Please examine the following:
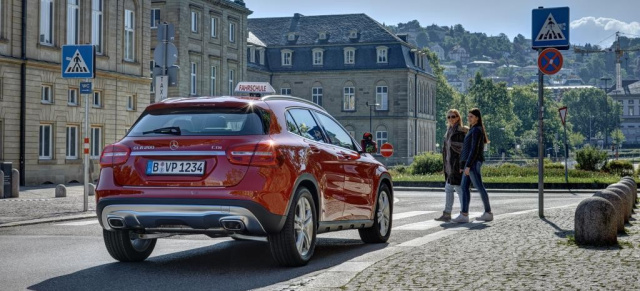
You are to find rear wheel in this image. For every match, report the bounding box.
[269,187,317,267]
[359,183,392,243]
[103,229,157,262]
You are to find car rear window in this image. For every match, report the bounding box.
[127,107,267,136]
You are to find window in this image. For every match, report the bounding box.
[228,69,234,94]
[190,62,197,95]
[281,50,292,66]
[90,127,102,159]
[124,9,135,61]
[249,46,256,63]
[288,109,323,141]
[66,125,78,159]
[67,0,79,44]
[376,131,388,153]
[39,124,53,159]
[0,119,3,160]
[68,88,78,105]
[629,107,635,116]
[92,0,104,54]
[376,86,388,110]
[258,49,265,65]
[349,30,358,39]
[319,32,326,40]
[377,46,388,63]
[629,100,634,105]
[40,0,54,45]
[281,88,291,95]
[127,95,136,111]
[41,85,52,103]
[210,66,216,95]
[312,87,323,106]
[344,48,355,64]
[343,87,355,111]
[316,113,354,150]
[150,60,156,92]
[312,48,323,65]
[151,8,160,28]
[229,22,235,42]
[210,17,217,38]
[93,91,102,107]
[190,11,198,33]
[285,112,300,135]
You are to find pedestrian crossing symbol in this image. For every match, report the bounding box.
[61,45,95,79]
[535,13,566,41]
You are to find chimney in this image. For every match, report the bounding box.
[234,0,245,7]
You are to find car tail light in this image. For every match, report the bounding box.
[227,141,277,166]
[100,144,131,167]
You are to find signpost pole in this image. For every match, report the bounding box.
[537,48,544,218]
[83,78,89,212]
[564,124,568,183]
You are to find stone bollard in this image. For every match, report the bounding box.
[12,168,19,198]
[88,183,96,196]
[620,177,637,209]
[0,169,3,198]
[55,184,67,198]
[608,183,633,221]
[594,189,625,233]
[574,197,617,246]
[606,185,631,223]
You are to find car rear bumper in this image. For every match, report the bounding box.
[97,198,286,236]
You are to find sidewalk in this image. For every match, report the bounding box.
[0,185,95,227]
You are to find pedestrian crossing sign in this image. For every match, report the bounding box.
[531,7,570,50]
[61,45,95,78]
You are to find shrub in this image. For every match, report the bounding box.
[523,158,564,169]
[575,145,608,171]
[410,152,443,175]
[391,164,408,174]
[602,160,634,177]
[499,162,520,169]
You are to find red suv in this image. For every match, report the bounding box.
[96,95,393,266]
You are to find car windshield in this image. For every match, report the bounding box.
[128,107,267,136]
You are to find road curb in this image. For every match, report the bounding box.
[393,186,598,194]
[0,212,96,228]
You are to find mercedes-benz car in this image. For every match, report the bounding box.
[96,95,393,266]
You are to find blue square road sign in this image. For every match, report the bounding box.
[532,7,570,50]
[62,45,95,79]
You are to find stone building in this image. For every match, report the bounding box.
[247,13,437,165]
[149,0,252,100]
[611,80,640,144]
[0,0,151,185]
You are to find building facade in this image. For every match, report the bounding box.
[0,0,151,185]
[612,80,640,144]
[247,14,437,165]
[149,0,251,101]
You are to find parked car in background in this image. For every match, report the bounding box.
[96,93,393,266]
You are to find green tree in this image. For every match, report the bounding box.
[562,88,621,146]
[610,128,625,147]
[425,48,462,143]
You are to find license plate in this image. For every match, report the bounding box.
[146,160,205,175]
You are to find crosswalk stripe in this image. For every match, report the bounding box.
[394,212,483,230]
[393,211,435,220]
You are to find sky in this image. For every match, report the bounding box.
[244,0,640,48]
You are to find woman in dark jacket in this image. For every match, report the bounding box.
[434,109,468,221]
[452,108,493,223]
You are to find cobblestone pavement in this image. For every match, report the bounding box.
[273,206,640,290]
[0,185,95,225]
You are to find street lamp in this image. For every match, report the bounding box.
[601,77,611,93]
[365,101,379,133]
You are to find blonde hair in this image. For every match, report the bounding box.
[446,109,463,129]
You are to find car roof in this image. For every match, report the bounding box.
[147,95,327,113]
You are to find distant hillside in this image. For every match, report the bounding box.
[385,20,640,86]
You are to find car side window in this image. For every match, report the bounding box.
[314,112,355,150]
[288,109,324,142]
[285,111,300,135]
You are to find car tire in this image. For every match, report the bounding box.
[268,187,317,267]
[359,183,392,243]
[103,229,157,262]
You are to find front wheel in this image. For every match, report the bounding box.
[269,187,317,267]
[103,229,157,262]
[359,183,392,243]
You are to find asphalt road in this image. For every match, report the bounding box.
[0,190,591,291]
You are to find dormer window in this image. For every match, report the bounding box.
[281,49,293,66]
[312,48,324,66]
[258,48,265,65]
[248,45,255,63]
[344,47,356,64]
[319,32,327,40]
[287,33,296,41]
[349,29,358,39]
[377,46,388,63]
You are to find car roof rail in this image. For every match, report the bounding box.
[261,95,326,111]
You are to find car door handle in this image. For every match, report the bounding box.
[309,144,321,153]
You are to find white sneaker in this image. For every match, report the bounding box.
[476,212,494,222]
[451,214,469,223]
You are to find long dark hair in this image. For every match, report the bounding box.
[469,108,489,144]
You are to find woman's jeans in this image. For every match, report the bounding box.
[460,161,492,213]
[444,182,462,214]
